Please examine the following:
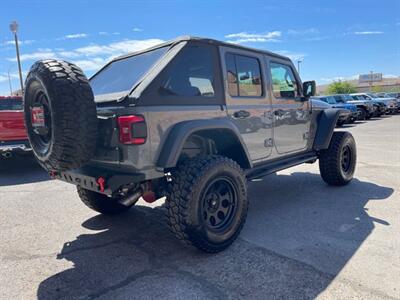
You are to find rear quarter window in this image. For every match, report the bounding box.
[139,43,223,105]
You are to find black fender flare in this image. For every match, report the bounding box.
[156,119,252,169]
[313,108,341,151]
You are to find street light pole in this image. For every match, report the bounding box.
[7,67,13,95]
[10,21,24,94]
[297,59,303,76]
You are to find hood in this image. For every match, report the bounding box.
[375,98,395,105]
[332,103,357,112]
[346,99,366,105]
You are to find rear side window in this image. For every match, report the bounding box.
[0,99,23,111]
[270,62,298,98]
[225,53,262,97]
[158,45,215,97]
[90,46,168,97]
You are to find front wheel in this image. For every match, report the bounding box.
[166,155,248,253]
[357,108,367,120]
[319,132,356,186]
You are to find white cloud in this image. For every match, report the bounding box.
[98,31,120,36]
[225,31,281,44]
[353,31,383,35]
[0,72,19,83]
[58,51,81,58]
[71,58,107,71]
[287,28,319,35]
[3,39,34,46]
[6,38,165,75]
[304,36,330,42]
[7,50,57,62]
[276,50,306,62]
[132,27,143,32]
[60,33,88,40]
[73,39,164,57]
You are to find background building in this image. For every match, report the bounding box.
[317,75,400,94]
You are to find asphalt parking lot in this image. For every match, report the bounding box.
[1,115,399,300]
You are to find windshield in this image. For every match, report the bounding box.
[320,96,336,104]
[342,94,353,101]
[366,93,377,99]
[90,46,168,98]
[333,95,345,103]
[0,98,23,111]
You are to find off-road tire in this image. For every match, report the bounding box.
[319,131,356,186]
[24,60,97,172]
[77,187,134,215]
[166,155,248,253]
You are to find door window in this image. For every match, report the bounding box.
[270,62,299,98]
[225,53,262,97]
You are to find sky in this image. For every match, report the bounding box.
[0,0,399,95]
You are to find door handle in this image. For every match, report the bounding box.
[233,110,250,119]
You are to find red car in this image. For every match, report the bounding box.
[0,96,31,158]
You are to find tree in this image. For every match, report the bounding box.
[371,85,383,93]
[326,81,356,94]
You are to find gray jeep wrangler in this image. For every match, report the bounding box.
[24,36,357,253]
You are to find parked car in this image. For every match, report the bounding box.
[375,92,400,112]
[331,94,375,120]
[350,94,387,116]
[0,96,31,158]
[311,98,352,126]
[385,92,400,99]
[313,95,358,123]
[23,36,357,253]
[351,93,397,114]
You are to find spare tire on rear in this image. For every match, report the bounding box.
[24,60,97,172]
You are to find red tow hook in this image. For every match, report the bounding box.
[96,177,106,193]
[142,191,156,203]
[142,181,156,203]
[49,170,57,179]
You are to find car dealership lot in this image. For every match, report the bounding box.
[1,115,399,300]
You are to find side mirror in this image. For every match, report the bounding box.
[303,81,316,98]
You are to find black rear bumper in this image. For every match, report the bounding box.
[53,167,146,196]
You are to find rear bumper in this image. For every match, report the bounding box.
[0,140,31,153]
[53,167,146,196]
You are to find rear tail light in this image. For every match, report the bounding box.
[117,115,147,145]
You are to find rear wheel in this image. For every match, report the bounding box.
[166,155,248,253]
[319,132,356,186]
[77,187,136,215]
[24,60,97,172]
